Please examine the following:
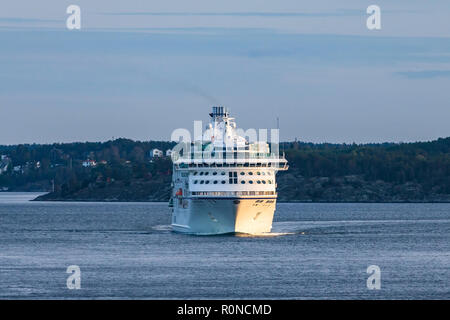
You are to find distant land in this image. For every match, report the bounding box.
[0,137,449,202]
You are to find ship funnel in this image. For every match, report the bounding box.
[210,106,229,118]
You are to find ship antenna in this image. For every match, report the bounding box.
[277,116,283,155]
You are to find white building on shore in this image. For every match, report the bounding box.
[150,148,163,158]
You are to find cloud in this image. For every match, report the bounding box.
[396,70,450,79]
[0,17,60,24]
[98,11,361,18]
[87,27,277,35]
[1,29,450,66]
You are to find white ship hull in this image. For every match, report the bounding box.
[172,198,277,235]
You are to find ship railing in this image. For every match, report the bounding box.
[190,191,277,197]
[172,155,287,163]
[171,151,285,160]
[174,161,288,170]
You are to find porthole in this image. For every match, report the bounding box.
[262,180,266,184]
[213,172,217,175]
[257,180,261,184]
[241,180,245,184]
[249,180,253,184]
[194,180,198,184]
[262,172,266,175]
[204,172,209,176]
[248,172,253,176]
[240,172,245,175]
[205,180,210,184]
[199,172,204,176]
[221,180,226,184]
[221,172,225,175]
[213,181,218,184]
[193,172,198,176]
[268,180,273,184]
[200,180,204,184]
[257,172,261,175]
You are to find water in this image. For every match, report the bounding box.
[0,192,449,299]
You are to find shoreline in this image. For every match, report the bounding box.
[30,198,450,204]
[2,192,449,204]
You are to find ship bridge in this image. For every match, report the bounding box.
[172,106,288,171]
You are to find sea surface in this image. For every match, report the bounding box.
[0,192,449,299]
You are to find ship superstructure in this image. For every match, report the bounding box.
[170,107,288,234]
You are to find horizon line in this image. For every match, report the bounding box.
[0,136,448,148]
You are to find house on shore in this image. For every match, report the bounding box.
[82,159,97,167]
[150,148,163,158]
[0,156,10,174]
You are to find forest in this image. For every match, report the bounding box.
[0,137,449,202]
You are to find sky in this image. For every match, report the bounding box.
[1,0,450,144]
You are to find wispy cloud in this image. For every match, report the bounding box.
[98,8,418,18]
[98,11,361,18]
[1,29,449,66]
[87,27,277,35]
[396,70,450,79]
[0,17,60,23]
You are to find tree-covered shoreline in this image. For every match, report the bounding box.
[0,137,449,202]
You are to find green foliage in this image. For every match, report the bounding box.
[283,137,450,194]
[0,137,449,198]
[0,139,175,193]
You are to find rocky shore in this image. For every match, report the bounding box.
[33,174,450,203]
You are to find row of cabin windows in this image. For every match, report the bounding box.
[191,191,275,196]
[241,180,272,184]
[179,162,282,168]
[192,171,272,176]
[193,180,273,185]
[194,180,226,185]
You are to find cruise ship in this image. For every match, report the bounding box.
[170,107,288,235]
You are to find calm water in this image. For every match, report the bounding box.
[0,192,449,299]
